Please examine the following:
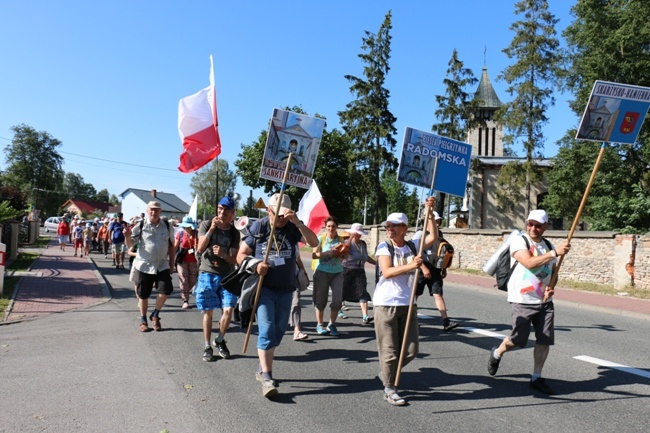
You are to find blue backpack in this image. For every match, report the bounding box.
[112,224,125,243]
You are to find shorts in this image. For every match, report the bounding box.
[58,235,68,244]
[194,272,238,311]
[73,238,83,248]
[134,269,174,299]
[112,242,126,254]
[508,302,555,347]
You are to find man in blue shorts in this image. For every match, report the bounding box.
[195,196,240,362]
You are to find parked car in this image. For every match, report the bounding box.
[43,217,61,233]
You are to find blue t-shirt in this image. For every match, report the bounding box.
[243,217,302,293]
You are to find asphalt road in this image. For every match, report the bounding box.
[1,248,649,432]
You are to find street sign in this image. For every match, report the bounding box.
[254,198,266,209]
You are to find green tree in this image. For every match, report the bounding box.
[548,0,650,231]
[339,11,398,224]
[190,158,236,219]
[3,124,64,215]
[431,49,480,216]
[381,170,419,225]
[63,172,97,200]
[0,185,28,215]
[95,188,110,203]
[496,0,563,215]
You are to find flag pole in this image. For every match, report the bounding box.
[547,142,607,293]
[242,152,294,353]
[395,157,438,387]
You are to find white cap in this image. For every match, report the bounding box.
[383,212,408,226]
[269,193,292,215]
[346,223,368,236]
[432,211,442,220]
[527,209,548,224]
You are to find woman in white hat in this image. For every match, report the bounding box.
[175,215,199,309]
[342,223,376,324]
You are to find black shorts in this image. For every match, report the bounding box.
[508,302,555,347]
[416,263,443,297]
[135,269,174,299]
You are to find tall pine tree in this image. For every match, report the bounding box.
[496,0,563,215]
[338,11,398,224]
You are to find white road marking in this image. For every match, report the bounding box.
[573,355,650,379]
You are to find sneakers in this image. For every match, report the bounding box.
[139,321,150,332]
[530,377,555,395]
[487,347,501,376]
[362,315,374,325]
[256,372,279,398]
[316,324,329,335]
[214,339,231,359]
[202,346,215,362]
[150,316,162,331]
[182,301,190,309]
[337,310,348,319]
[326,323,340,336]
[443,319,459,332]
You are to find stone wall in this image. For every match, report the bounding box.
[348,225,649,291]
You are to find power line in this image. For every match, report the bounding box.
[60,150,177,172]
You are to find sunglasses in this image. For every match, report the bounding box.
[527,222,544,229]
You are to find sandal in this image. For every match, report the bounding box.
[293,332,309,341]
[384,390,406,406]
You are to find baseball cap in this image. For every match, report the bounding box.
[147,201,161,209]
[383,212,408,226]
[269,193,292,216]
[218,196,235,210]
[526,209,548,224]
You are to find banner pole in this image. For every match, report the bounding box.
[242,152,294,353]
[548,142,607,291]
[395,157,438,387]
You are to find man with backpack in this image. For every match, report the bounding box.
[124,201,176,332]
[487,209,571,395]
[416,211,459,331]
[109,212,127,269]
[195,196,241,362]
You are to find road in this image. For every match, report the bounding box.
[1,243,649,432]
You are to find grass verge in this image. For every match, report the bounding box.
[1,243,43,315]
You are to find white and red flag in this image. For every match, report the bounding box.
[178,55,221,173]
[297,180,329,235]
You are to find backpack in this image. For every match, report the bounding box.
[375,239,418,283]
[495,235,552,291]
[432,239,454,270]
[112,224,125,243]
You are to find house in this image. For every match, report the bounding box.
[119,188,189,222]
[61,199,112,217]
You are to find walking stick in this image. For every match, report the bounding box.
[242,153,293,353]
[395,159,438,387]
[547,142,607,296]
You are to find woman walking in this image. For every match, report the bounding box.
[342,223,376,325]
[175,216,199,309]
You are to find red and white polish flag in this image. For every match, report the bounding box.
[297,180,330,235]
[178,55,221,173]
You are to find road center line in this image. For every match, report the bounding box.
[573,355,650,379]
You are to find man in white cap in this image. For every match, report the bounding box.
[237,192,319,398]
[125,200,176,332]
[487,209,571,395]
[416,211,459,331]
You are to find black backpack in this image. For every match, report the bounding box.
[495,235,552,291]
[375,239,418,283]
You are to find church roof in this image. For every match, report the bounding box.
[474,66,503,109]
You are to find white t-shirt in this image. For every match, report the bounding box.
[374,239,421,306]
[507,234,555,304]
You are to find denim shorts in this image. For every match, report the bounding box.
[195,272,238,311]
[256,287,293,351]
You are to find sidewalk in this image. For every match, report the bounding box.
[2,242,109,323]
[3,246,649,323]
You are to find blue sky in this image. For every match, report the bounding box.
[0,1,577,206]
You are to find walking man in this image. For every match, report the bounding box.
[195,196,240,361]
[125,201,176,332]
[237,193,319,398]
[487,209,571,395]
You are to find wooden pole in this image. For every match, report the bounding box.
[548,142,607,290]
[395,157,438,387]
[242,153,294,353]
